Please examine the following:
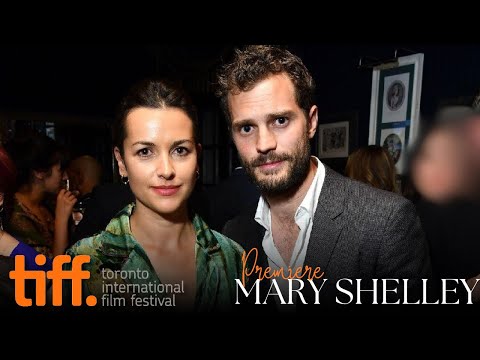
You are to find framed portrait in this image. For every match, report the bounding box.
[316,112,358,174]
[318,120,350,158]
[318,112,358,160]
[368,53,424,174]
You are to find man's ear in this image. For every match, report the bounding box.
[308,105,318,139]
[114,147,127,177]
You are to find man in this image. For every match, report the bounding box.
[216,45,431,312]
[66,155,103,240]
[67,155,103,200]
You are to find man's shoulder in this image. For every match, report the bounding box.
[324,166,410,210]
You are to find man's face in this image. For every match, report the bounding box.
[228,73,317,195]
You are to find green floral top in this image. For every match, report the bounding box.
[64,203,246,312]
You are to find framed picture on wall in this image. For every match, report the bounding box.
[318,121,349,158]
[318,111,359,159]
[368,53,424,174]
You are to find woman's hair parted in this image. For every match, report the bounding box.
[113,79,199,155]
[345,145,398,192]
[215,45,316,125]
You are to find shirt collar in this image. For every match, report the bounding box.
[296,156,323,219]
[254,156,325,229]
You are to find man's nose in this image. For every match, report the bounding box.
[256,127,277,154]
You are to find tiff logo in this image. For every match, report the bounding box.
[9,254,97,307]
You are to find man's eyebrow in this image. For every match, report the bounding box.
[266,110,296,120]
[232,111,296,128]
[232,119,252,128]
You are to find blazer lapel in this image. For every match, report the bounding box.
[304,166,346,276]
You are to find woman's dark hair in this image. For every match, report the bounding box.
[4,132,63,190]
[0,146,16,194]
[0,146,17,229]
[113,79,199,155]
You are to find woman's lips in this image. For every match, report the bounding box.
[151,185,181,196]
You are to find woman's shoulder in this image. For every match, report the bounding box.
[66,232,106,257]
[210,229,245,256]
[67,229,128,255]
[68,205,135,258]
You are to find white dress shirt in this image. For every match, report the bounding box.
[254,156,325,310]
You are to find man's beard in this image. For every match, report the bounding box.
[241,136,311,196]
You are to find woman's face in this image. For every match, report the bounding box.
[43,162,64,194]
[115,107,199,218]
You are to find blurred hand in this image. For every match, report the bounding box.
[55,189,77,223]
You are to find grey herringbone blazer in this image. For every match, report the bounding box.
[223,166,431,308]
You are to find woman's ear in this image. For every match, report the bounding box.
[114,147,127,177]
[32,170,46,181]
[196,143,202,158]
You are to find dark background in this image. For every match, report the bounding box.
[1,44,478,184]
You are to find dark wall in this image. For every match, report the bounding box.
[288,44,480,173]
[293,44,480,143]
[2,44,480,179]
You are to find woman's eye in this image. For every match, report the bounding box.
[173,147,189,156]
[137,148,151,157]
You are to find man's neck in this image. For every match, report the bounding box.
[266,159,317,220]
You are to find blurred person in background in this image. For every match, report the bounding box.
[1,145,52,306]
[345,145,398,193]
[410,106,480,303]
[5,132,77,258]
[411,113,475,204]
[0,145,18,306]
[66,155,103,235]
[66,155,102,200]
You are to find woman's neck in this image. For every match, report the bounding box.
[130,202,194,251]
[16,184,45,207]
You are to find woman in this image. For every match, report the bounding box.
[5,133,77,258]
[0,145,54,272]
[1,145,55,306]
[65,79,245,312]
[345,145,398,193]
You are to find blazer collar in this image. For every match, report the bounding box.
[304,166,346,275]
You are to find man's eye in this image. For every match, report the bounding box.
[240,125,252,134]
[274,117,288,126]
